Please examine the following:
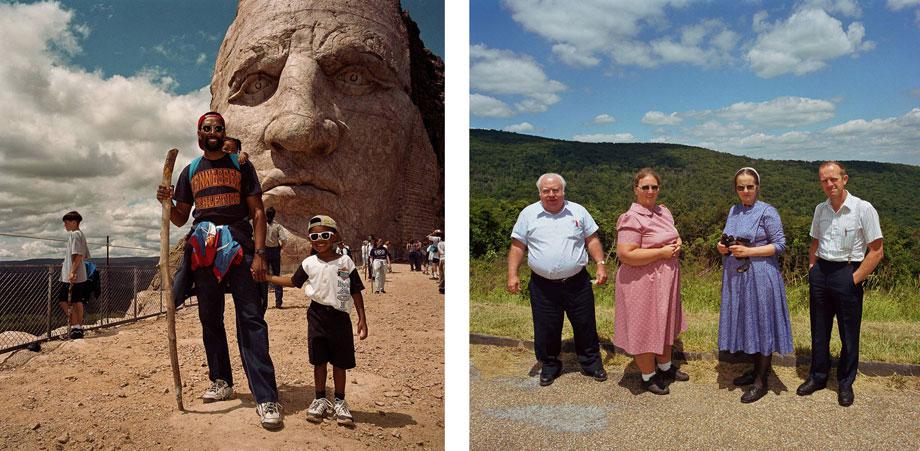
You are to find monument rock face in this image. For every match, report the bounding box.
[210,0,443,267]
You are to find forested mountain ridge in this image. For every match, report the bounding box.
[470,129,919,286]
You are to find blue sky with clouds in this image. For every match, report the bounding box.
[0,0,442,260]
[470,0,920,165]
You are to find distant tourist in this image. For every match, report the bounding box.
[717,168,793,403]
[507,173,607,386]
[369,239,391,294]
[613,168,687,395]
[59,211,91,340]
[797,161,884,407]
[267,215,367,426]
[437,235,445,294]
[264,206,286,309]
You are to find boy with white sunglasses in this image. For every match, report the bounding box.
[267,215,368,426]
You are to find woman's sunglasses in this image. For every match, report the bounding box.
[308,231,334,241]
[638,184,659,192]
[736,184,757,192]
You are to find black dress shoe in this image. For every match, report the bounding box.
[838,389,854,407]
[640,374,670,395]
[581,367,608,382]
[733,369,756,386]
[658,365,689,383]
[796,379,827,396]
[740,385,769,403]
[539,367,562,386]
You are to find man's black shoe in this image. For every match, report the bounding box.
[796,379,827,396]
[581,367,607,382]
[733,369,756,386]
[838,389,854,407]
[539,367,562,386]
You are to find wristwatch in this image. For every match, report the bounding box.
[255,248,266,255]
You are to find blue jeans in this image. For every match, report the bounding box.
[195,254,278,403]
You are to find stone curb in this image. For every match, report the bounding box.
[470,333,920,377]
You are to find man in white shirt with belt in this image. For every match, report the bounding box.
[507,173,608,386]
[797,161,883,407]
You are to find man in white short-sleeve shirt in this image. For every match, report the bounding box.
[797,161,884,407]
[507,173,608,386]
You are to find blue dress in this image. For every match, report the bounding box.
[717,201,793,355]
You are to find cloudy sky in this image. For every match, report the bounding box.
[0,0,442,261]
[471,0,920,166]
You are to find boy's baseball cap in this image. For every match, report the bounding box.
[308,215,337,232]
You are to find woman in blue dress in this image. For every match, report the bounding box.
[717,167,793,403]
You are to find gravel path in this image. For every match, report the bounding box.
[0,263,444,450]
[470,344,920,450]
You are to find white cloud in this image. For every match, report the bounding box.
[746,8,874,78]
[0,1,208,259]
[592,114,616,125]
[470,93,514,117]
[887,0,920,10]
[470,44,566,115]
[503,122,535,133]
[572,133,637,143]
[716,96,836,127]
[802,0,862,17]
[642,111,683,125]
[502,0,739,70]
[195,52,207,65]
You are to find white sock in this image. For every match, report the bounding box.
[641,372,655,382]
[657,361,672,371]
[72,325,83,330]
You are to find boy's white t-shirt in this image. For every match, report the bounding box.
[296,254,362,313]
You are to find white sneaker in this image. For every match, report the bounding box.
[201,379,233,402]
[334,398,354,426]
[306,397,332,423]
[257,402,283,429]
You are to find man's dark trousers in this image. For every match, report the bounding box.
[195,254,278,403]
[265,246,282,307]
[808,258,864,389]
[528,268,602,375]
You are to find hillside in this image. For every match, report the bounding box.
[470,129,920,285]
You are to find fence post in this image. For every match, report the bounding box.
[133,267,138,319]
[46,265,53,340]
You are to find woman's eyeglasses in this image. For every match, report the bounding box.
[638,185,659,192]
[308,231,334,241]
[200,125,225,133]
[736,185,757,192]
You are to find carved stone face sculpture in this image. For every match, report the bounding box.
[210,0,440,263]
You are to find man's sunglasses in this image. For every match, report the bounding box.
[638,184,659,192]
[736,184,757,192]
[308,231,334,241]
[200,125,225,133]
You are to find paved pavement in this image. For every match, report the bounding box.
[470,344,920,450]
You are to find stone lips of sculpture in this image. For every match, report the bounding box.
[209,0,442,267]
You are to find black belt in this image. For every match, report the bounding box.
[817,258,861,268]
[532,268,587,284]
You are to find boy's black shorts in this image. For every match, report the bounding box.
[57,280,91,304]
[307,301,356,369]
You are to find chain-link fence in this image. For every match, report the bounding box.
[0,264,195,354]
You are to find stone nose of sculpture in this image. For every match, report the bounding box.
[264,57,341,156]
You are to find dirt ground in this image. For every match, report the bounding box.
[0,263,444,450]
[470,344,920,450]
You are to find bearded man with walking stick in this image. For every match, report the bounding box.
[156,112,282,429]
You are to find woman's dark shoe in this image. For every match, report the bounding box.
[658,365,689,383]
[641,374,670,395]
[733,369,756,386]
[740,384,769,403]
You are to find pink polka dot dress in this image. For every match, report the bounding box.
[613,203,687,355]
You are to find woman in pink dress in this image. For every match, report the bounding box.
[614,168,688,395]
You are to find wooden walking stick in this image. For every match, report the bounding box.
[159,148,183,411]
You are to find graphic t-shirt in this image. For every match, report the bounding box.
[173,154,261,227]
[291,255,364,313]
[370,246,389,261]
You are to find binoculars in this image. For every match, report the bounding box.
[720,234,752,273]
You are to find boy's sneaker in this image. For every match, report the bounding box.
[256,402,283,429]
[201,379,233,402]
[333,398,354,426]
[69,329,84,340]
[306,398,332,423]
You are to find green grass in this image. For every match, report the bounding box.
[471,258,920,364]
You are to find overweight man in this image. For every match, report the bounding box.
[797,161,884,407]
[507,173,608,386]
